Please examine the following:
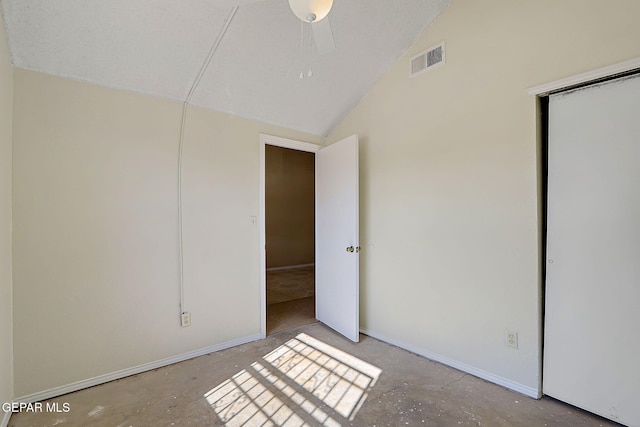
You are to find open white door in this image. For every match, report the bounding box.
[316,135,359,342]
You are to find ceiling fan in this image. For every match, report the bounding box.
[288,0,336,55]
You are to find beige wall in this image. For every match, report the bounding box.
[11,69,322,397]
[328,0,640,394]
[265,145,315,269]
[0,7,14,419]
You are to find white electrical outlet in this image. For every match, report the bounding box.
[505,330,518,349]
[181,312,191,328]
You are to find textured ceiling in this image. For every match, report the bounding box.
[0,0,450,136]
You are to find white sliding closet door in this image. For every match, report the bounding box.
[544,74,640,426]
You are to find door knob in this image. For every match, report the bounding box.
[346,246,354,252]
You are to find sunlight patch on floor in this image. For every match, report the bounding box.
[204,333,382,426]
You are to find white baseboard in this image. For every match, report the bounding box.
[1,411,11,427]
[266,263,314,272]
[360,328,541,399]
[15,333,262,404]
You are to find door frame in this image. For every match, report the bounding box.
[259,134,321,338]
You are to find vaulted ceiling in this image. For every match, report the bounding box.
[0,0,450,136]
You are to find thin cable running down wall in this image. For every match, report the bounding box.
[177,6,239,320]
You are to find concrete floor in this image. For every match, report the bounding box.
[267,296,316,335]
[9,323,619,427]
[266,267,317,335]
[266,267,314,305]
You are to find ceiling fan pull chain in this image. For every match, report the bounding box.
[299,20,305,78]
[298,20,314,79]
[307,22,313,77]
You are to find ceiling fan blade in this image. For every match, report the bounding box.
[312,18,335,55]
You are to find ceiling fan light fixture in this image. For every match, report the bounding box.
[288,0,333,23]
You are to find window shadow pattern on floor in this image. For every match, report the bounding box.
[204,333,382,426]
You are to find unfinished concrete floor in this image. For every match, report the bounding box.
[267,296,316,335]
[266,267,317,335]
[9,323,618,427]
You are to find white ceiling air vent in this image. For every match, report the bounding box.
[410,41,445,78]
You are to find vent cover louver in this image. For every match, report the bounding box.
[410,41,445,78]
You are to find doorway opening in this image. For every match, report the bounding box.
[265,144,316,334]
[259,135,322,337]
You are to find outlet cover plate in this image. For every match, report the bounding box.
[505,330,518,349]
[181,312,191,328]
